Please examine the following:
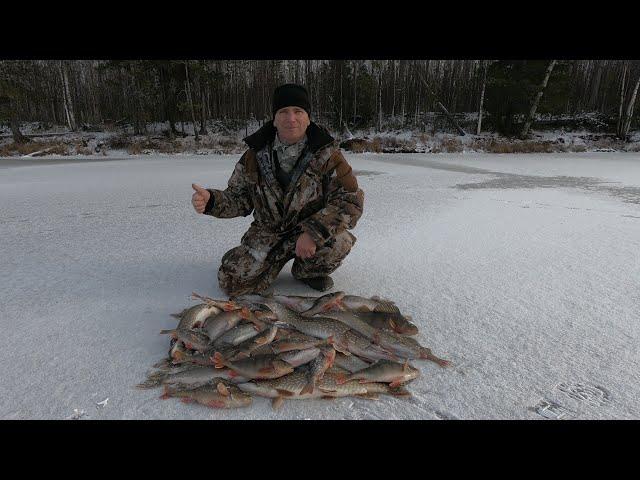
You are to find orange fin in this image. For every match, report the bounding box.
[212,352,226,369]
[272,397,285,410]
[216,382,230,396]
[389,379,403,388]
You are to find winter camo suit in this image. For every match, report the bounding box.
[204,122,364,297]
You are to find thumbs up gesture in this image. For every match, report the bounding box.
[191,183,211,214]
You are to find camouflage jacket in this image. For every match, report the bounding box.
[204,121,364,247]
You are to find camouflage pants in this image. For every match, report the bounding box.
[218,226,356,297]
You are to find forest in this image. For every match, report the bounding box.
[1,60,639,144]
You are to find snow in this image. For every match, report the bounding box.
[1,152,639,419]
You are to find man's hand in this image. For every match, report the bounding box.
[296,232,317,259]
[191,183,211,214]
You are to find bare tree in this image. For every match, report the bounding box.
[521,60,557,138]
[418,72,466,136]
[622,72,640,140]
[476,60,488,135]
[616,61,628,138]
[59,61,77,131]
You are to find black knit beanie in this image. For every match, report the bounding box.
[272,84,311,118]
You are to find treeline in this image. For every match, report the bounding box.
[1,60,639,140]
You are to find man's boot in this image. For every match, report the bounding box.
[299,275,334,292]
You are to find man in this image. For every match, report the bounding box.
[191,83,364,298]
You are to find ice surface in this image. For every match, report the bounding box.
[1,152,639,419]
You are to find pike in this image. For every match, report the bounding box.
[332,351,371,373]
[257,300,350,352]
[339,329,399,362]
[237,370,327,409]
[201,308,251,342]
[336,359,420,388]
[213,323,262,347]
[191,292,241,312]
[172,303,221,330]
[213,352,294,380]
[301,346,336,395]
[279,347,321,368]
[272,295,318,313]
[256,330,327,355]
[323,311,451,367]
[317,370,412,400]
[137,365,249,389]
[300,291,346,316]
[218,326,279,361]
[335,295,401,315]
[160,381,252,409]
[159,328,211,352]
[351,311,419,336]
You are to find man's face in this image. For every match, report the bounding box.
[273,106,310,144]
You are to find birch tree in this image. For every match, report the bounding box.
[521,60,557,138]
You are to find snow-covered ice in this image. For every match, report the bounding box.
[1,151,639,419]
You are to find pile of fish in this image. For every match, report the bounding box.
[137,291,451,410]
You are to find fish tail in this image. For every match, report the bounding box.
[136,377,162,389]
[420,348,452,368]
[299,381,315,395]
[388,386,412,398]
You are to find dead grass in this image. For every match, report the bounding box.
[431,137,464,153]
[0,141,69,156]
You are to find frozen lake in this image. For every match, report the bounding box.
[1,151,639,420]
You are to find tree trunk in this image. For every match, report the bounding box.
[616,62,628,138]
[10,116,29,144]
[622,74,640,140]
[521,60,557,138]
[418,72,466,136]
[476,61,487,135]
[184,62,199,141]
[59,61,77,131]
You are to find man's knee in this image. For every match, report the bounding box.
[218,245,261,294]
[292,230,356,278]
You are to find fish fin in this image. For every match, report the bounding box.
[405,315,413,321]
[336,373,349,385]
[152,358,171,369]
[159,392,171,400]
[136,379,160,389]
[216,382,230,396]
[159,329,175,335]
[403,359,409,371]
[275,389,295,397]
[389,386,412,398]
[300,382,315,395]
[207,400,226,409]
[258,366,275,374]
[389,319,398,332]
[389,379,404,388]
[212,352,226,369]
[356,392,379,400]
[180,398,195,404]
[169,313,182,319]
[317,386,337,393]
[321,395,337,400]
[358,379,371,384]
[271,397,285,410]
